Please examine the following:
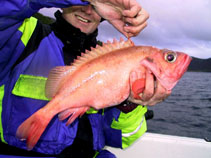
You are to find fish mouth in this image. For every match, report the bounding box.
[182,55,192,74]
[178,54,192,76]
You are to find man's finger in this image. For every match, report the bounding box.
[123,5,141,17]
[124,8,149,25]
[147,81,171,106]
[108,20,129,37]
[141,70,154,101]
[124,22,147,37]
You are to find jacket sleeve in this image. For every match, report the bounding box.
[0,0,88,30]
[0,0,88,84]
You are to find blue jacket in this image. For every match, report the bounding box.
[0,0,147,156]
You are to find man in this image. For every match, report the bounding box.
[0,0,170,157]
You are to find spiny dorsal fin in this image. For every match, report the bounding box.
[72,38,134,68]
[45,66,76,99]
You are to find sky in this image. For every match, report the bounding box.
[39,0,211,59]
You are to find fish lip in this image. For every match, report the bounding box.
[178,55,192,76]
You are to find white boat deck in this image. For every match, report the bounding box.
[107,132,211,158]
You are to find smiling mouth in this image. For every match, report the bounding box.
[76,15,90,23]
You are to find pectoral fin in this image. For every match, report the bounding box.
[45,66,74,99]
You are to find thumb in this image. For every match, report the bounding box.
[108,20,129,38]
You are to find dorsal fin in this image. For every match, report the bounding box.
[45,66,76,99]
[72,38,134,68]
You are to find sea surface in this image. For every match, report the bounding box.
[147,71,211,140]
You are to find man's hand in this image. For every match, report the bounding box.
[87,0,149,38]
[128,70,172,106]
[122,0,149,38]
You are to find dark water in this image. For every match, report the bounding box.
[147,72,211,140]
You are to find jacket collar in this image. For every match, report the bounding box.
[50,10,98,51]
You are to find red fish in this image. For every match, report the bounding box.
[16,38,191,150]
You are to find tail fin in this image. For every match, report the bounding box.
[16,110,51,150]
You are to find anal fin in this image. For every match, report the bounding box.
[58,107,89,126]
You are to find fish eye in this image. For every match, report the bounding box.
[164,52,177,63]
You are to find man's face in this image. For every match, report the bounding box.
[62,5,101,34]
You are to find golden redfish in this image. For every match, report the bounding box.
[16,38,191,150]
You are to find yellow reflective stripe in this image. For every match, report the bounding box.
[86,108,98,114]
[12,74,101,114]
[122,117,146,148]
[12,74,49,101]
[0,85,7,143]
[122,116,145,137]
[111,106,147,148]
[18,17,37,46]
[93,151,99,158]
